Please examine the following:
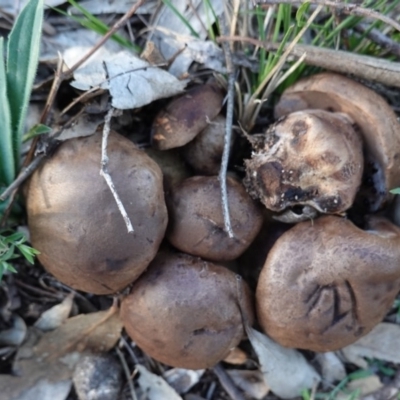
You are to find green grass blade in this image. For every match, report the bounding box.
[65,0,139,52]
[6,0,44,172]
[0,38,15,186]
[162,0,199,38]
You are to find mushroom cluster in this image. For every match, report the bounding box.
[246,72,400,351]
[25,74,400,369]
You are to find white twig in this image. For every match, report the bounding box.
[219,15,235,239]
[100,108,134,234]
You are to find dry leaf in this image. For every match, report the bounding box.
[55,113,104,142]
[34,293,74,331]
[316,352,346,386]
[149,0,224,76]
[336,375,383,400]
[0,314,27,346]
[73,0,157,14]
[0,0,65,14]
[223,347,248,365]
[0,308,122,400]
[40,29,123,64]
[68,49,186,110]
[246,326,321,399]
[163,368,204,394]
[136,365,183,400]
[340,323,400,368]
[227,369,270,400]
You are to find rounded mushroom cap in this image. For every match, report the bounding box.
[151,83,224,150]
[256,215,400,352]
[274,72,400,211]
[120,252,254,369]
[183,115,232,175]
[244,109,363,215]
[26,131,168,295]
[166,175,263,261]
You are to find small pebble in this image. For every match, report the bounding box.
[73,353,123,400]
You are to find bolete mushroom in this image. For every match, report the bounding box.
[256,215,400,352]
[151,83,224,150]
[274,72,400,211]
[182,115,233,175]
[26,131,168,295]
[166,175,263,261]
[244,109,363,216]
[120,252,254,369]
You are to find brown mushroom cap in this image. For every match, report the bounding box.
[274,72,400,211]
[256,215,400,352]
[182,115,232,175]
[120,252,254,369]
[244,109,363,215]
[151,83,224,150]
[26,132,168,295]
[166,175,263,261]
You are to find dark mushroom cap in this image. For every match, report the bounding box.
[256,215,400,352]
[274,72,400,211]
[244,109,363,215]
[166,176,263,261]
[182,115,232,175]
[26,131,168,295]
[120,252,254,369]
[151,83,224,150]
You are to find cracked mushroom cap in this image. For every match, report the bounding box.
[120,252,254,369]
[256,215,400,352]
[274,72,400,211]
[151,83,224,150]
[26,131,168,295]
[244,109,363,215]
[166,175,263,261]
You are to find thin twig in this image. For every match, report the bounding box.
[212,363,246,400]
[355,22,400,58]
[219,36,400,88]
[100,108,134,234]
[0,109,85,202]
[116,346,138,400]
[218,15,235,239]
[254,0,400,33]
[0,154,45,201]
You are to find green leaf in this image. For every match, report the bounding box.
[18,243,40,264]
[296,2,310,25]
[5,263,17,273]
[6,0,44,172]
[0,38,15,186]
[390,188,400,194]
[22,123,51,142]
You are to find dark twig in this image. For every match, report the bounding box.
[355,22,400,58]
[212,363,246,400]
[0,155,45,201]
[254,0,400,33]
[116,346,138,400]
[100,108,134,234]
[218,15,235,239]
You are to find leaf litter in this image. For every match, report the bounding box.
[2,0,400,399]
[0,306,122,400]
